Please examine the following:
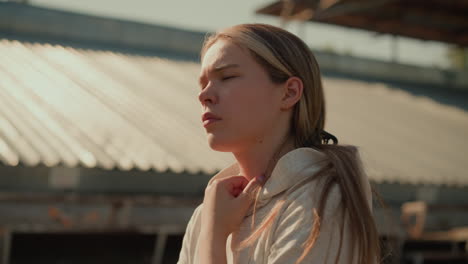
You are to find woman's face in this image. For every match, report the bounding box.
[198,39,284,152]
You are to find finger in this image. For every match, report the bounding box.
[240,178,248,190]
[232,187,243,197]
[223,176,248,189]
[223,176,249,196]
[225,175,249,184]
[240,177,261,199]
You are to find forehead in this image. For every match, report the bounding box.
[201,39,251,70]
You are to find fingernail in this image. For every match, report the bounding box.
[256,174,265,182]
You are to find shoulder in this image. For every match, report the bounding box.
[182,203,204,239]
[177,203,204,264]
[187,203,204,233]
[268,176,346,244]
[267,180,352,263]
[269,176,344,238]
[282,176,343,218]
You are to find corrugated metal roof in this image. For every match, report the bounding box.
[325,78,468,186]
[0,39,233,174]
[0,39,467,186]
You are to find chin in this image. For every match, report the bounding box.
[206,134,237,152]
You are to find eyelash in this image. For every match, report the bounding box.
[221,76,237,81]
[200,76,237,90]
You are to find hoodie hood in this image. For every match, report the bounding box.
[207,147,330,216]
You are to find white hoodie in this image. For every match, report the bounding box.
[177,147,373,264]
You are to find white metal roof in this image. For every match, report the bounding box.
[0,39,467,186]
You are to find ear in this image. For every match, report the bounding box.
[280,76,303,111]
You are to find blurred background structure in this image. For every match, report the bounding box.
[0,1,467,263]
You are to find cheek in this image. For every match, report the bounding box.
[226,82,277,133]
[206,87,277,151]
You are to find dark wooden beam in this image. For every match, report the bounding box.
[255,0,468,46]
[322,15,468,45]
[313,0,393,20]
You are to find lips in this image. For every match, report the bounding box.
[202,112,222,122]
[202,112,222,127]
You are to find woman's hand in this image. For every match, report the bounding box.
[198,175,263,264]
[201,175,262,238]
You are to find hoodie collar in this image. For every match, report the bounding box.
[208,147,329,213]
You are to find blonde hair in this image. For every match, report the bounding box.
[201,24,381,264]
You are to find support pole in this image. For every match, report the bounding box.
[1,228,11,264]
[151,230,168,264]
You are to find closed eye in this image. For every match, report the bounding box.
[221,76,237,81]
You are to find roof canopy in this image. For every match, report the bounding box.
[1,38,467,186]
[256,0,468,46]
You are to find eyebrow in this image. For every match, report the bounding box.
[199,63,240,86]
[213,63,240,72]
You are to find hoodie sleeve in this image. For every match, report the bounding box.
[177,204,203,264]
[267,184,355,264]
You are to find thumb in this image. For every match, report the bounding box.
[240,175,263,200]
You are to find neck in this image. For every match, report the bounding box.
[232,134,295,181]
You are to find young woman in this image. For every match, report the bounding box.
[177,23,380,264]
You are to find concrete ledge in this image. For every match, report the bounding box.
[0,2,206,59]
[315,51,468,91]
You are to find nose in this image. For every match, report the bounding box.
[198,83,217,106]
